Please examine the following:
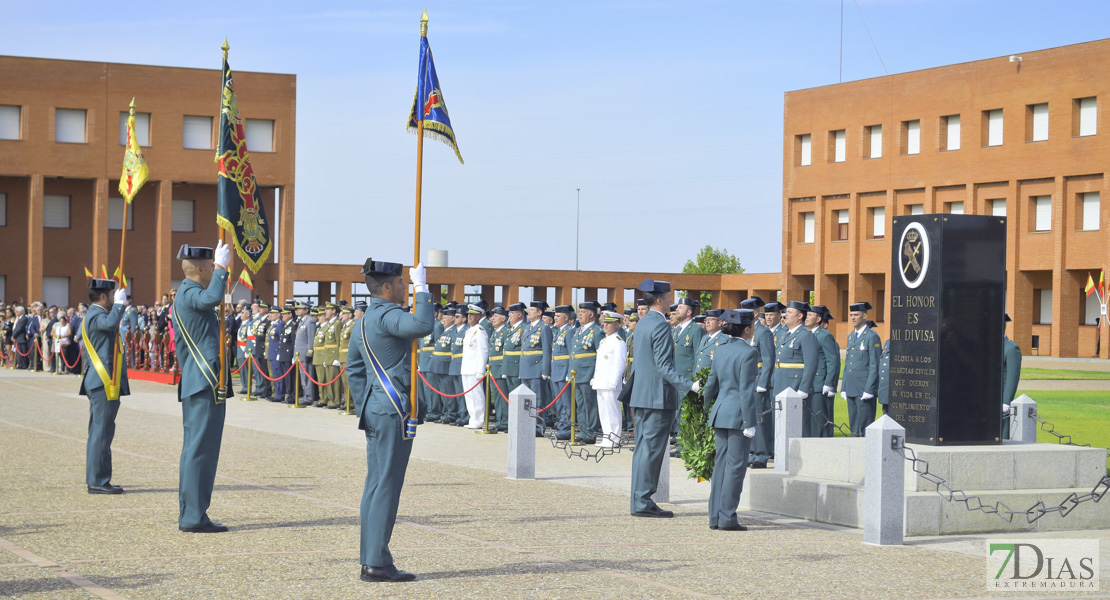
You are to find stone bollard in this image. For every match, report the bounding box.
[1009,394,1038,444]
[774,388,805,473]
[507,384,537,480]
[864,415,905,546]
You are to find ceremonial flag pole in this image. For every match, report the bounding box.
[409,13,426,425]
[114,97,149,392]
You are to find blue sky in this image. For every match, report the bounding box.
[7,1,1110,275]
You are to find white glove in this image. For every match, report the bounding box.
[742,427,756,439]
[798,390,808,399]
[822,385,834,395]
[690,380,701,393]
[840,391,847,400]
[1002,403,1010,414]
[332,360,340,367]
[756,386,767,393]
[542,374,549,380]
[113,289,127,305]
[213,240,232,270]
[410,263,427,294]
[862,393,875,401]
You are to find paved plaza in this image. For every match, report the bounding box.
[1,368,1107,599]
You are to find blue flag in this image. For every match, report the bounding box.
[407,34,463,164]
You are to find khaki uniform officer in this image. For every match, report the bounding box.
[319,303,342,409]
[337,305,354,410]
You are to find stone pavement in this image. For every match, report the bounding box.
[1,368,1108,599]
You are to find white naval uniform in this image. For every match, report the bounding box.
[590,332,628,447]
[460,324,490,428]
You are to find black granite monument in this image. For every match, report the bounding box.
[886,214,1006,445]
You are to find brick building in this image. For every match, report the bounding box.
[781,39,1110,358]
[0,55,297,307]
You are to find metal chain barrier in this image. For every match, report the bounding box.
[414,369,484,398]
[547,427,627,463]
[893,435,1110,523]
[296,358,346,387]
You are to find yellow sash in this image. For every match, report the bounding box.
[81,311,122,401]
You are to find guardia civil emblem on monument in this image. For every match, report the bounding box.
[899,222,930,289]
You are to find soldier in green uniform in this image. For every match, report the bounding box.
[806,306,841,437]
[842,302,882,436]
[337,305,354,411]
[621,312,638,431]
[550,305,575,436]
[741,296,775,468]
[172,242,232,533]
[487,307,508,431]
[80,278,130,494]
[277,308,296,404]
[250,301,271,400]
[500,303,526,417]
[417,303,442,422]
[475,300,494,337]
[568,301,602,442]
[670,297,703,449]
[427,308,454,423]
[1002,314,1022,440]
[347,259,433,583]
[695,309,728,373]
[520,301,552,433]
[446,307,469,426]
[772,301,819,443]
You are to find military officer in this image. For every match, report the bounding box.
[337,305,355,411]
[265,308,285,403]
[520,300,552,433]
[621,312,638,431]
[80,278,130,494]
[474,299,493,337]
[447,307,469,426]
[235,304,252,395]
[635,298,649,320]
[550,305,576,436]
[772,301,819,445]
[172,242,232,533]
[592,310,628,447]
[695,308,728,373]
[542,309,555,327]
[311,308,327,405]
[251,301,272,400]
[568,301,603,442]
[417,303,442,422]
[842,302,882,436]
[346,259,433,583]
[460,304,489,428]
[500,303,526,419]
[426,308,454,423]
[741,296,776,468]
[487,307,508,431]
[670,297,703,447]
[704,309,759,531]
[806,306,841,437]
[294,301,318,405]
[629,280,697,518]
[320,303,343,409]
[1002,314,1022,440]
[277,308,297,403]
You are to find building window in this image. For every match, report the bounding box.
[172,199,194,232]
[43,194,70,228]
[836,209,849,240]
[991,199,1007,216]
[1038,289,1053,324]
[55,108,87,144]
[108,198,134,230]
[801,212,815,243]
[42,277,69,308]
[906,204,924,215]
[118,111,151,146]
[902,120,920,155]
[0,192,5,226]
[245,119,274,152]
[1034,196,1052,231]
[829,129,845,163]
[871,206,885,239]
[1075,97,1097,137]
[0,105,20,140]
[866,125,882,158]
[984,109,1003,147]
[1081,192,1100,231]
[942,114,961,151]
[796,134,811,166]
[0,276,5,303]
[1085,293,1101,326]
[182,116,213,150]
[948,201,964,215]
[1027,103,1049,142]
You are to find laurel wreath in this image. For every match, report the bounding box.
[678,367,715,481]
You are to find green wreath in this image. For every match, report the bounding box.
[678,367,715,481]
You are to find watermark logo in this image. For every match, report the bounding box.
[987,539,1099,591]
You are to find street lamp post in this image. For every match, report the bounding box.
[575,188,580,271]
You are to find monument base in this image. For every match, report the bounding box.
[740,438,1108,535]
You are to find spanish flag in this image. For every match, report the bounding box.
[113,266,128,289]
[84,266,93,281]
[237,268,253,291]
[118,99,149,203]
[101,265,109,280]
[1086,273,1098,297]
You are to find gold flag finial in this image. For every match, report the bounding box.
[128,97,136,116]
[221,38,230,60]
[420,8,428,36]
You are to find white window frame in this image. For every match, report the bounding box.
[118,111,151,147]
[802,212,815,243]
[0,105,20,140]
[172,199,195,232]
[42,277,69,308]
[833,130,845,163]
[945,115,961,151]
[868,125,882,158]
[1034,196,1052,232]
[55,108,87,144]
[1031,103,1048,142]
[1078,97,1097,137]
[991,199,1007,216]
[1039,289,1053,325]
[245,119,274,153]
[910,204,924,215]
[872,206,885,238]
[906,120,920,155]
[987,109,1004,147]
[1081,192,1100,231]
[108,197,134,231]
[1085,293,1101,326]
[799,134,811,166]
[182,115,213,150]
[43,194,71,228]
[948,201,964,215]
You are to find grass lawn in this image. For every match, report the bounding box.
[830,390,1109,470]
[1019,368,1110,380]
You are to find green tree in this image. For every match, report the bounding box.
[681,245,744,310]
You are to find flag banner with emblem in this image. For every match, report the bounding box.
[406,33,463,164]
[215,48,273,274]
[113,266,128,289]
[237,268,253,291]
[1086,273,1097,297]
[118,101,149,203]
[84,266,93,281]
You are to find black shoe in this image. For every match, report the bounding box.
[555,432,570,440]
[237,389,248,394]
[709,524,718,530]
[87,484,124,495]
[360,564,416,582]
[497,426,508,432]
[179,521,229,533]
[750,461,767,469]
[718,523,748,531]
[631,505,674,519]
[285,398,296,405]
